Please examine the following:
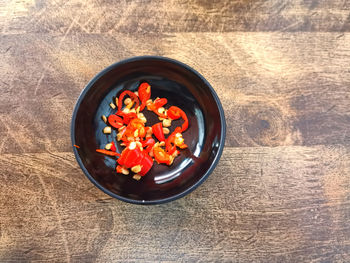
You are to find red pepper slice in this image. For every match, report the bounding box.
[117,90,140,112]
[167,106,188,132]
[116,165,124,174]
[139,127,146,138]
[138,82,151,111]
[116,148,129,165]
[129,118,144,129]
[117,126,129,144]
[117,146,143,168]
[165,127,187,153]
[167,106,181,120]
[153,146,172,165]
[153,98,167,108]
[180,111,188,132]
[147,98,168,118]
[152,122,165,141]
[123,118,146,138]
[108,115,124,129]
[142,137,155,153]
[110,141,117,152]
[165,127,181,154]
[125,149,143,167]
[117,111,138,125]
[96,149,121,157]
[142,137,155,147]
[138,152,153,176]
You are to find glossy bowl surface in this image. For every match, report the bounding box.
[71,56,226,204]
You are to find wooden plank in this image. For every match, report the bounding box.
[1,32,350,153]
[0,145,349,262]
[0,0,350,34]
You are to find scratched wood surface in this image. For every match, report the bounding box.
[1,0,350,262]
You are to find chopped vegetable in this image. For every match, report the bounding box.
[96,149,121,157]
[147,98,168,118]
[133,174,142,180]
[109,102,116,109]
[103,126,112,134]
[108,115,124,129]
[152,122,165,142]
[101,115,107,123]
[96,81,190,180]
[162,119,172,127]
[168,106,189,132]
[138,82,151,111]
[153,146,173,165]
[110,141,117,152]
[117,90,139,112]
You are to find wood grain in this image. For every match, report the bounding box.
[1,32,350,153]
[1,0,350,262]
[0,146,349,262]
[1,0,350,34]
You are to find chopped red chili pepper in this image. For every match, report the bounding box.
[138,152,153,176]
[153,146,172,165]
[117,90,140,112]
[96,149,121,157]
[117,111,138,125]
[142,137,155,148]
[165,127,179,154]
[98,81,190,179]
[153,98,167,108]
[110,141,117,152]
[165,127,183,154]
[117,144,143,168]
[167,106,188,132]
[121,118,146,139]
[108,115,124,129]
[152,122,165,141]
[142,137,155,153]
[116,165,124,174]
[167,106,181,120]
[129,118,144,130]
[138,82,151,111]
[147,98,168,118]
[180,111,188,132]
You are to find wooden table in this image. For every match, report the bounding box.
[1,0,350,262]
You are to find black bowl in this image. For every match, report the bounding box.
[71,56,226,204]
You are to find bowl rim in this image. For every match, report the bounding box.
[71,55,226,205]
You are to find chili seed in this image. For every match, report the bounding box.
[158,107,165,114]
[163,119,171,127]
[162,128,170,134]
[121,167,129,175]
[109,102,116,109]
[131,165,142,173]
[103,126,112,134]
[133,174,141,180]
[124,98,132,105]
[101,115,107,123]
[129,141,137,150]
[134,129,139,137]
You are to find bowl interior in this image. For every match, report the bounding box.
[72,57,225,204]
